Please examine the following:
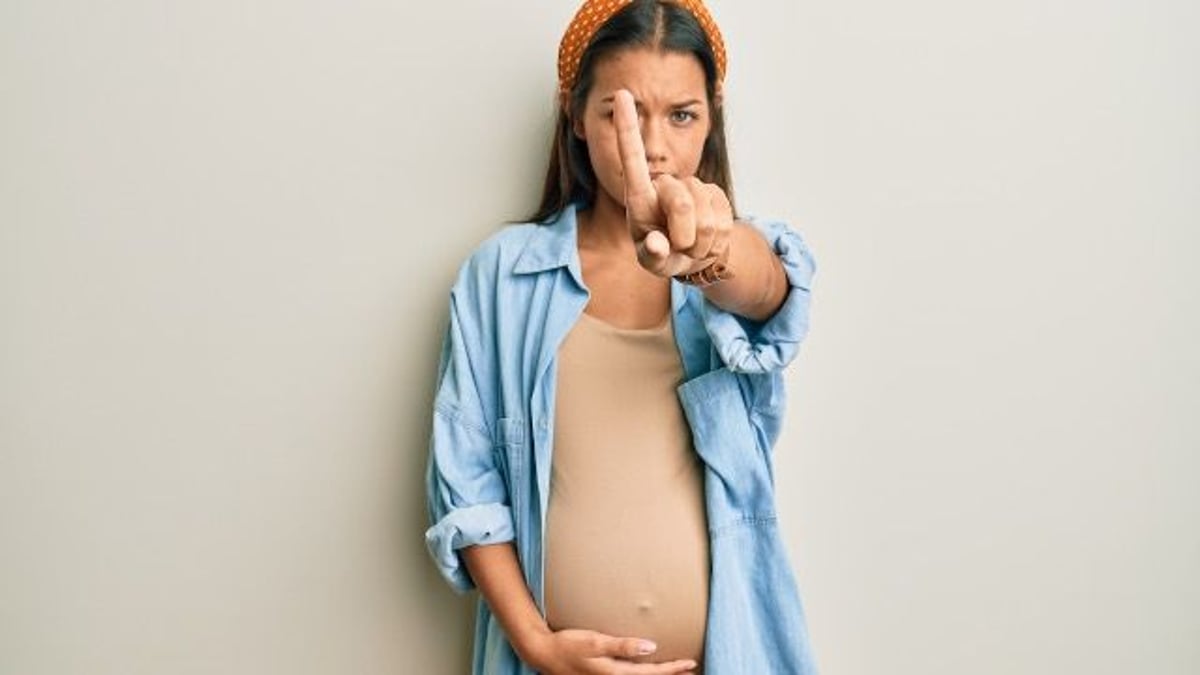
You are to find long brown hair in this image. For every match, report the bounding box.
[525,0,734,224]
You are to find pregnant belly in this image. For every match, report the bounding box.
[543,487,710,665]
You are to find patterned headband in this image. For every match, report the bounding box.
[557,0,727,99]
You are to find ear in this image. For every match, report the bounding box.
[561,91,586,141]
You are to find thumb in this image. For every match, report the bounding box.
[636,230,670,274]
[606,636,658,659]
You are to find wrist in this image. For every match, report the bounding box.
[674,245,735,287]
[511,621,554,668]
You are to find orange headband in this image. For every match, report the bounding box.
[557,0,727,99]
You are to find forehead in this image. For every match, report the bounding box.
[589,47,708,104]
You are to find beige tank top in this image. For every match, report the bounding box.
[544,310,710,666]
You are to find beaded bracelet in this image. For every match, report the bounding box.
[673,260,736,287]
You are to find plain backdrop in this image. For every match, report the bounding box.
[2,1,1197,673]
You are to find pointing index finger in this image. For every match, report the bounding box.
[613,89,655,206]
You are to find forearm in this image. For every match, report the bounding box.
[460,543,550,666]
[703,221,788,322]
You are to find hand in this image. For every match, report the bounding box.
[613,88,733,278]
[525,627,698,675]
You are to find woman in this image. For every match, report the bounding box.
[425,1,819,673]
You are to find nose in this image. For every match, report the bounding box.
[640,117,668,166]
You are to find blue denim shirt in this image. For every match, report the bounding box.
[425,203,820,674]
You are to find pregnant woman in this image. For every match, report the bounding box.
[425,1,821,673]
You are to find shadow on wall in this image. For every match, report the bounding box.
[390,302,476,674]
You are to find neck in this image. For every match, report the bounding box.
[578,190,634,253]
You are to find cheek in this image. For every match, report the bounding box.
[667,127,709,176]
[587,132,622,179]
[686,129,710,166]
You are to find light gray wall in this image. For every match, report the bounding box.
[2,1,1196,673]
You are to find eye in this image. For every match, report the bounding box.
[670,109,700,125]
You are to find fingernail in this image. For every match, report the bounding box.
[638,640,657,655]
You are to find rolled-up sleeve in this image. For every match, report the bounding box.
[702,217,817,373]
[424,293,514,594]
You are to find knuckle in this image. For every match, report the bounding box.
[671,195,694,214]
[708,184,729,204]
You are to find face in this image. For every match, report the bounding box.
[573,47,712,210]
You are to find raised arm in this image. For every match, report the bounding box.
[613,88,788,322]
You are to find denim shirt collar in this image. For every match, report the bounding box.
[512,203,583,286]
[511,202,687,316]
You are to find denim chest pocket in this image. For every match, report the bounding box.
[493,416,527,526]
[677,368,778,532]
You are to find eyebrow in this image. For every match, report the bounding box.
[599,96,704,107]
